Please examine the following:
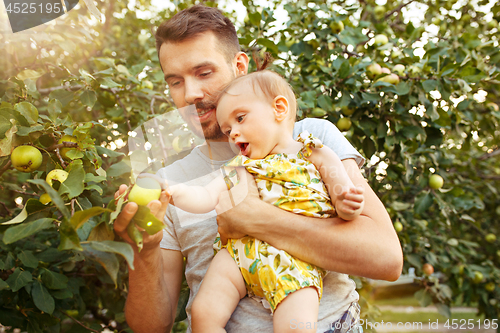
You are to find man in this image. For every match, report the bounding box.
[114,4,403,333]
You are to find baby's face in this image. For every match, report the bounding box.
[216,81,282,159]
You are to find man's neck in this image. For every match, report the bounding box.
[199,141,237,161]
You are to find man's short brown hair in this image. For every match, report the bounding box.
[155,4,240,63]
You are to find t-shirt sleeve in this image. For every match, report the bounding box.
[159,208,181,251]
[293,118,365,168]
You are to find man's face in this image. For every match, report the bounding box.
[159,32,237,141]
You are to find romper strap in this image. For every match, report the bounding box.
[297,131,323,158]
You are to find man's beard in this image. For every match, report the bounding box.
[194,100,225,141]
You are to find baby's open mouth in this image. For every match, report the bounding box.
[237,142,249,155]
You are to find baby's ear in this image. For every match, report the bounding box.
[273,95,289,122]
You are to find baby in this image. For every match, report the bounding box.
[167,70,364,333]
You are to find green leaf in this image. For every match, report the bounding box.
[435,303,451,318]
[100,77,121,88]
[1,198,48,225]
[249,11,261,25]
[18,250,39,268]
[58,219,82,251]
[28,179,70,220]
[14,102,38,125]
[338,61,350,79]
[0,278,10,291]
[6,268,32,292]
[47,99,62,122]
[70,207,112,230]
[422,79,438,93]
[49,89,75,107]
[16,69,44,81]
[414,289,432,307]
[89,241,135,270]
[406,254,422,269]
[395,82,410,95]
[257,38,278,54]
[414,191,434,215]
[3,218,54,245]
[32,281,55,314]
[317,95,333,111]
[80,90,97,108]
[106,160,132,177]
[83,245,119,287]
[51,288,73,299]
[16,125,44,136]
[88,222,115,242]
[132,205,166,235]
[41,269,68,289]
[59,161,85,199]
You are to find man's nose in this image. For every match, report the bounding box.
[184,78,205,105]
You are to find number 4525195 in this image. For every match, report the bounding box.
[444,319,498,330]
[6,2,62,14]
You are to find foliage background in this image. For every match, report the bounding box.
[0,0,499,332]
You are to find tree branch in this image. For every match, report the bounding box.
[384,0,417,19]
[0,160,12,178]
[61,311,101,333]
[478,148,500,160]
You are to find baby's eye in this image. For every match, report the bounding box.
[225,129,231,136]
[237,115,244,122]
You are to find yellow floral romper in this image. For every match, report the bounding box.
[214,131,336,312]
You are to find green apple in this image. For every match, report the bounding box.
[429,174,444,190]
[485,233,497,243]
[336,118,352,132]
[10,145,43,173]
[423,263,434,275]
[330,21,344,34]
[374,34,389,45]
[58,135,78,160]
[341,105,355,116]
[311,108,327,117]
[140,80,154,90]
[381,67,391,74]
[46,169,69,187]
[366,63,382,78]
[374,5,385,18]
[458,264,465,275]
[472,271,484,284]
[172,136,183,153]
[377,73,400,85]
[485,282,496,292]
[487,19,498,30]
[393,64,405,75]
[486,102,499,112]
[393,221,403,232]
[128,177,162,206]
[39,193,52,205]
[391,49,402,59]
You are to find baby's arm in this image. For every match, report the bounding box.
[169,175,227,214]
[306,146,364,220]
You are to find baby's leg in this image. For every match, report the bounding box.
[273,287,319,333]
[191,249,246,333]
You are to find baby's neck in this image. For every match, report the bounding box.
[270,135,303,156]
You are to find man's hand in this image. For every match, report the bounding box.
[113,183,171,255]
[215,167,259,241]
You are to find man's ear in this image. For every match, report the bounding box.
[274,96,289,122]
[233,52,249,76]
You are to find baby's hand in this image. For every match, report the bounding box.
[336,186,365,220]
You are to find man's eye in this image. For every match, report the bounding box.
[170,81,180,87]
[200,71,212,77]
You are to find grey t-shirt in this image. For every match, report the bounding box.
[157,118,365,332]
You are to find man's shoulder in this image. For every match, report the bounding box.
[295,117,333,131]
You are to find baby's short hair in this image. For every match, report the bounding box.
[216,70,297,125]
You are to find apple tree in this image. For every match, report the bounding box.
[0,0,499,332]
[236,0,500,324]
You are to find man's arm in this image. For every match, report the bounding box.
[215,159,403,281]
[113,185,183,333]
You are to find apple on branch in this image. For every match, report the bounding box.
[10,146,43,173]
